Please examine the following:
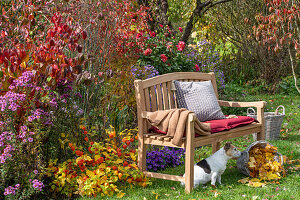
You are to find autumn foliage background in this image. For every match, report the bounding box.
[0,0,299,199]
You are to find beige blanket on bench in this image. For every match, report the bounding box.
[144,108,211,145]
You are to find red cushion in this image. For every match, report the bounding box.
[206,116,257,133]
[149,116,257,135]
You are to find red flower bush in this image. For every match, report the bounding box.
[176,41,186,51]
[194,64,200,72]
[160,54,168,62]
[144,48,153,56]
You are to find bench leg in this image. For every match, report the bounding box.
[256,131,265,141]
[185,113,195,193]
[185,142,194,193]
[212,142,221,153]
[138,136,146,172]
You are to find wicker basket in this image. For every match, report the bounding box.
[237,140,283,177]
[247,105,285,140]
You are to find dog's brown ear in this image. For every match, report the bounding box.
[224,142,232,151]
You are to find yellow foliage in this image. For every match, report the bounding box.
[115,159,123,164]
[47,127,150,198]
[248,144,283,180]
[117,192,125,198]
[247,181,266,188]
[239,143,284,187]
[86,170,94,178]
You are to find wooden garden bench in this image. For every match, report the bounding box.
[134,72,266,193]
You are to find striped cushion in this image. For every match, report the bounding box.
[173,80,225,122]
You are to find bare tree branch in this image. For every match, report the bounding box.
[181,0,233,42]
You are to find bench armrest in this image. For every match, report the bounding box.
[218,100,266,127]
[218,100,266,108]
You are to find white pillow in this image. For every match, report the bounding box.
[173,80,225,122]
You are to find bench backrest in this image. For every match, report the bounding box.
[134,72,219,113]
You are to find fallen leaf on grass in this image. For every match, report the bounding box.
[214,192,221,197]
[239,177,267,187]
[247,181,266,187]
[238,177,249,184]
[210,190,221,198]
[117,192,125,198]
[152,191,159,199]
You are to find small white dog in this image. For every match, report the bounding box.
[182,142,241,188]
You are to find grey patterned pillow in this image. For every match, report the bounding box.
[173,80,225,122]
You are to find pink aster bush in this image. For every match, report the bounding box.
[0,71,50,199]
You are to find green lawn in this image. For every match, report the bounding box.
[82,94,300,200]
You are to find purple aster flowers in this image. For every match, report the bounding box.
[185,39,226,89]
[4,184,20,196]
[0,131,14,163]
[131,65,159,79]
[31,179,44,191]
[8,71,35,90]
[146,147,184,172]
[0,91,26,112]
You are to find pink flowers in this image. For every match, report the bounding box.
[160,54,168,62]
[144,48,152,56]
[194,64,200,72]
[179,27,183,32]
[4,184,20,196]
[150,31,156,37]
[166,42,173,49]
[31,179,44,191]
[176,41,185,51]
[136,33,142,39]
[98,72,103,77]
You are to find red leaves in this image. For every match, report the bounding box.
[49,39,55,47]
[75,150,84,157]
[295,43,299,50]
[77,45,82,53]
[53,64,58,70]
[1,30,7,38]
[97,157,104,164]
[82,31,87,40]
[254,0,300,55]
